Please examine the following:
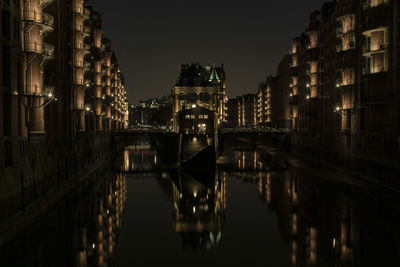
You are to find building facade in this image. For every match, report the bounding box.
[238,94,257,127]
[0,0,129,236]
[226,98,239,127]
[172,63,227,133]
[223,0,399,175]
[287,0,399,175]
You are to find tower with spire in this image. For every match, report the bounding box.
[171,62,227,132]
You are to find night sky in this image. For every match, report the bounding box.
[91,1,327,104]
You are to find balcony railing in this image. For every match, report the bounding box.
[83,8,90,18]
[74,24,90,35]
[74,7,84,15]
[84,61,91,70]
[362,43,387,54]
[42,43,55,58]
[42,12,55,28]
[24,41,42,54]
[40,0,53,8]
[23,11,54,30]
[83,43,91,52]
[23,10,42,23]
[363,0,389,10]
[25,85,42,95]
[363,64,387,74]
[83,26,90,35]
[75,60,84,68]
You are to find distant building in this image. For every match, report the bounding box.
[226,99,239,127]
[257,78,274,125]
[129,96,173,128]
[272,55,291,129]
[238,94,257,127]
[171,63,227,132]
[139,95,169,109]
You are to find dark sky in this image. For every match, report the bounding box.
[91,1,327,104]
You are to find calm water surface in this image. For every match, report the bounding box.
[2,137,400,267]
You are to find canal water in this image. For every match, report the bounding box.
[1,137,400,266]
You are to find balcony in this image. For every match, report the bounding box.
[42,13,55,31]
[343,40,355,51]
[24,42,54,59]
[83,61,91,71]
[83,43,91,53]
[75,59,84,68]
[83,26,90,36]
[362,43,387,56]
[25,85,42,96]
[74,24,90,36]
[336,78,355,88]
[363,0,389,10]
[83,8,90,19]
[74,6,84,16]
[42,43,55,58]
[23,11,54,34]
[39,0,53,8]
[363,64,387,75]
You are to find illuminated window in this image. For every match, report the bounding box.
[191,115,195,119]
[203,115,208,119]
[185,115,190,119]
[199,115,204,119]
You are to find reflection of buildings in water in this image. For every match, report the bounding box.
[256,168,367,267]
[236,150,264,171]
[123,140,158,172]
[169,170,226,250]
[76,172,127,267]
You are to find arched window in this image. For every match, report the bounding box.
[178,93,185,100]
[204,93,210,101]
[186,93,197,101]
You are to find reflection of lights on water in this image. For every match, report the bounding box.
[333,238,336,248]
[193,190,197,198]
[107,209,109,215]
[124,150,129,171]
[179,193,182,199]
[92,243,96,249]
[193,206,196,213]
[161,172,168,178]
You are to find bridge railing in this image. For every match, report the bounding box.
[220,126,290,134]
